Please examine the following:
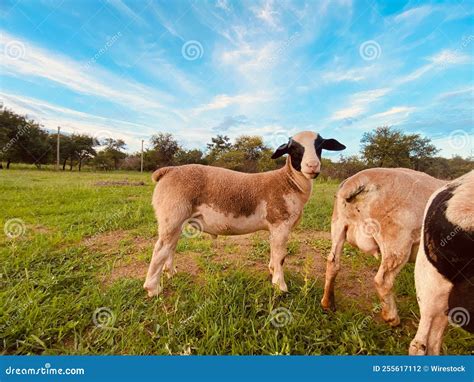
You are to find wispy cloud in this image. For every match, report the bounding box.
[1,91,154,150]
[252,0,280,29]
[396,49,471,85]
[194,92,272,113]
[331,88,391,121]
[369,106,416,119]
[0,30,185,121]
[394,5,433,24]
[106,0,148,27]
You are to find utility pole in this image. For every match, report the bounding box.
[140,139,144,173]
[56,126,60,171]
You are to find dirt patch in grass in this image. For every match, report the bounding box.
[106,250,202,286]
[94,180,145,187]
[84,230,150,255]
[91,228,380,312]
[33,225,53,234]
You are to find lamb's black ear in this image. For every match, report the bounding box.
[271,142,289,159]
[321,138,346,151]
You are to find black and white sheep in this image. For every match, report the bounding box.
[409,170,473,355]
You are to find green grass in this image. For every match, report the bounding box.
[0,169,471,355]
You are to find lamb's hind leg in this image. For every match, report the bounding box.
[374,237,412,326]
[321,220,346,311]
[163,252,177,278]
[143,229,181,297]
[143,205,188,297]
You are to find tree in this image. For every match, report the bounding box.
[174,148,206,165]
[361,126,439,169]
[206,135,232,162]
[149,133,180,167]
[73,134,98,171]
[0,107,50,168]
[100,138,126,170]
[207,135,268,172]
[233,135,268,172]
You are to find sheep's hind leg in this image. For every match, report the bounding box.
[321,221,346,311]
[143,228,181,297]
[269,226,290,292]
[162,253,177,278]
[374,238,412,326]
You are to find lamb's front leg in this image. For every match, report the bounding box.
[269,226,290,292]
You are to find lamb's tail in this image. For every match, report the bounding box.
[151,167,174,183]
[338,177,368,202]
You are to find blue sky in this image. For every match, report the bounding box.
[0,0,473,158]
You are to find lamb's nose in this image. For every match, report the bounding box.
[307,161,320,172]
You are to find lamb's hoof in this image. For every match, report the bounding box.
[408,340,427,355]
[272,281,288,293]
[164,267,177,279]
[321,299,336,312]
[382,312,401,327]
[143,283,162,298]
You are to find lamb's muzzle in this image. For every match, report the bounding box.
[144,131,345,297]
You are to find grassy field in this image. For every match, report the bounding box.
[1,169,472,355]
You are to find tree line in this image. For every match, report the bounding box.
[0,106,472,179]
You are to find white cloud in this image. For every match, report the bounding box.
[106,0,148,27]
[321,65,375,83]
[430,49,471,65]
[216,0,232,13]
[194,92,272,113]
[0,30,186,121]
[397,49,471,85]
[148,2,184,40]
[1,92,156,152]
[394,5,433,24]
[330,88,391,121]
[252,0,280,29]
[369,106,416,119]
[431,135,473,158]
[437,86,474,100]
